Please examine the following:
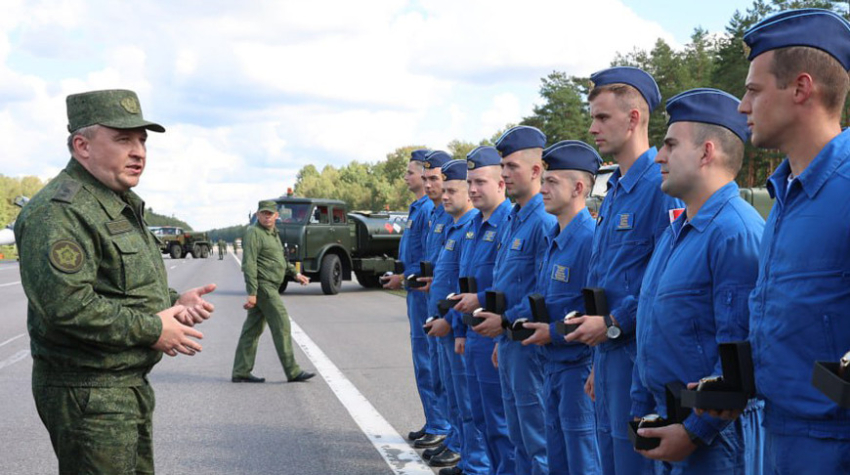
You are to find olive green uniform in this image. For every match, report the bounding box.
[232,222,301,380]
[217,239,226,259]
[15,158,177,474]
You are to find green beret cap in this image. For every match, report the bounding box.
[258,200,277,213]
[66,89,165,133]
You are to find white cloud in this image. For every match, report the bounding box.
[0,0,680,230]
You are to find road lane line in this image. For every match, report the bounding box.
[0,333,25,348]
[0,349,30,370]
[0,281,21,288]
[232,254,431,474]
[0,266,20,272]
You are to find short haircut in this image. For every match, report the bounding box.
[409,161,425,173]
[588,83,650,126]
[770,46,850,114]
[66,124,100,153]
[690,122,745,176]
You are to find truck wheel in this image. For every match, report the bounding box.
[191,245,201,258]
[355,271,382,289]
[170,244,183,259]
[200,246,210,258]
[278,279,289,294]
[320,254,342,295]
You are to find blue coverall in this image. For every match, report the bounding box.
[633,182,765,475]
[585,149,683,475]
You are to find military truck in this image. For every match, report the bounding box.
[251,197,406,295]
[587,164,774,220]
[149,226,212,259]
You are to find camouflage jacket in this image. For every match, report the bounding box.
[15,158,178,386]
[242,222,297,294]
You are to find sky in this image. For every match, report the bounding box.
[0,0,754,230]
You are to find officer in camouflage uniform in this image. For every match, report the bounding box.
[231,200,315,383]
[15,89,217,474]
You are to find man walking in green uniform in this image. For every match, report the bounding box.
[218,238,226,260]
[15,89,217,474]
[232,200,316,383]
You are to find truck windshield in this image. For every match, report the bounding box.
[279,203,311,224]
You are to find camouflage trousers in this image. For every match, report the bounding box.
[232,280,301,380]
[33,380,155,475]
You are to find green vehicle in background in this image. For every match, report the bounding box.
[252,196,406,295]
[587,164,774,220]
[149,226,212,259]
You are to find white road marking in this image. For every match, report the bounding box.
[169,266,177,269]
[0,333,25,348]
[0,350,30,371]
[233,254,431,474]
[0,266,20,271]
[0,281,21,288]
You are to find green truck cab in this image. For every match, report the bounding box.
[148,226,212,259]
[252,197,406,295]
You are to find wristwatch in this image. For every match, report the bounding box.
[603,313,621,339]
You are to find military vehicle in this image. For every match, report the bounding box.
[252,196,406,295]
[148,226,212,259]
[587,164,774,220]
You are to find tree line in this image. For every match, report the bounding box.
[291,0,850,211]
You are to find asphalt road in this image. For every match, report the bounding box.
[0,253,440,474]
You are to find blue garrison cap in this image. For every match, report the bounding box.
[423,150,451,169]
[744,8,850,70]
[411,149,429,162]
[442,159,467,181]
[542,141,602,175]
[590,66,662,113]
[666,88,749,143]
[466,146,502,170]
[494,126,547,157]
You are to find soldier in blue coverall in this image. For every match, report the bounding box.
[565,67,683,475]
[452,146,516,475]
[736,9,850,475]
[382,149,450,444]
[474,125,557,475]
[521,140,603,475]
[424,159,488,474]
[416,150,459,461]
[630,88,765,474]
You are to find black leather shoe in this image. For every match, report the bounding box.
[422,443,447,460]
[408,427,427,441]
[413,433,446,449]
[231,374,265,383]
[429,449,460,467]
[289,371,316,382]
[439,467,464,475]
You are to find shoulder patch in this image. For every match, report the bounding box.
[49,239,85,274]
[105,219,133,235]
[51,181,82,204]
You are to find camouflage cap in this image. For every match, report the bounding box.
[66,89,165,133]
[258,200,277,213]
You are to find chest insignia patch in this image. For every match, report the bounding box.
[446,239,456,251]
[106,219,133,235]
[551,265,570,283]
[511,238,523,251]
[465,231,474,240]
[49,239,85,274]
[435,224,445,234]
[617,213,633,230]
[483,230,496,242]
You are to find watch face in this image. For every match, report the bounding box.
[839,350,850,379]
[606,325,621,339]
[638,414,661,428]
[697,375,723,391]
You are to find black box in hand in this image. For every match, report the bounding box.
[812,350,850,408]
[628,382,690,450]
[680,341,755,411]
[406,261,433,289]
